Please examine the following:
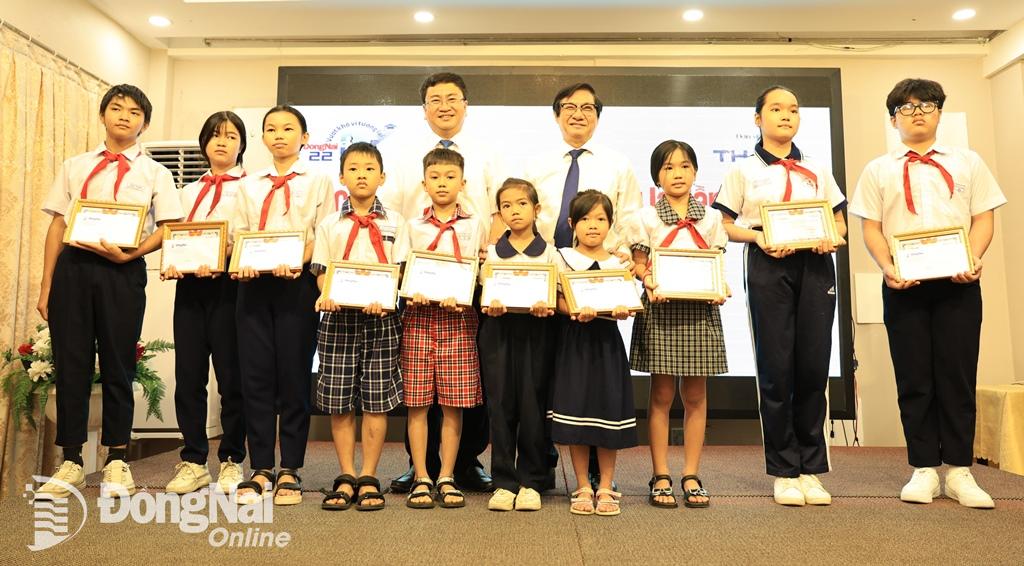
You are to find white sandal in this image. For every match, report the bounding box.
[595,488,622,516]
[570,487,595,515]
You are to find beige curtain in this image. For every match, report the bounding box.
[0,26,108,497]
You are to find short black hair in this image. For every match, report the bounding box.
[420,72,468,104]
[422,147,464,173]
[650,140,698,186]
[495,177,539,207]
[552,83,603,117]
[885,78,947,117]
[198,111,247,166]
[755,85,799,114]
[100,84,153,124]
[568,189,613,225]
[262,105,308,133]
[340,141,383,172]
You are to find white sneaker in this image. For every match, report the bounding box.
[900,467,940,503]
[216,459,244,493]
[514,487,542,511]
[944,467,995,509]
[488,488,517,511]
[773,477,805,506]
[100,460,137,498]
[165,461,211,494]
[799,474,832,505]
[37,461,86,499]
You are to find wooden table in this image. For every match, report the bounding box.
[974,383,1024,476]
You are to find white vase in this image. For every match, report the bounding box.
[44,382,144,430]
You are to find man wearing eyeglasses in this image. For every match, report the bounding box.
[525,83,641,252]
[380,72,504,495]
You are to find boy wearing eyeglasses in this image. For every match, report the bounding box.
[849,78,1006,508]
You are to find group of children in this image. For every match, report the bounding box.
[34,75,1005,514]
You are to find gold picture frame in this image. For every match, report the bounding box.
[322,261,401,312]
[399,250,479,307]
[228,230,305,273]
[480,262,558,313]
[160,221,229,274]
[560,269,643,316]
[63,199,148,249]
[650,248,727,301]
[891,226,974,281]
[760,199,839,250]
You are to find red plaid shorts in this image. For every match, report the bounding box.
[400,305,482,408]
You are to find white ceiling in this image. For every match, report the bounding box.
[89,0,1024,49]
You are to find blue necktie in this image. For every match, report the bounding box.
[554,149,586,248]
[438,140,454,149]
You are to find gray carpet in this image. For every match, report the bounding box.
[2,443,1022,565]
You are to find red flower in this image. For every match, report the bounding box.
[17,343,32,356]
[135,342,146,363]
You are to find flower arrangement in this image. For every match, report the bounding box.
[2,325,172,428]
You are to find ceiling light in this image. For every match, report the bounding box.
[148,15,172,27]
[952,8,976,21]
[414,11,434,23]
[682,9,704,22]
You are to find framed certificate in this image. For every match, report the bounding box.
[480,262,558,312]
[63,199,147,249]
[560,269,643,315]
[322,261,400,312]
[760,200,839,250]
[228,230,305,273]
[650,248,727,301]
[891,227,974,281]
[160,221,228,274]
[399,251,478,307]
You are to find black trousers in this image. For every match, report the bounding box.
[236,271,318,470]
[478,314,555,492]
[746,245,835,478]
[403,405,490,476]
[49,247,146,448]
[882,279,981,468]
[174,276,246,465]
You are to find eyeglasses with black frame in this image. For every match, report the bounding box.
[894,101,939,116]
[559,102,598,116]
[425,96,466,109]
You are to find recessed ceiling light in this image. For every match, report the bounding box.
[682,9,704,22]
[148,15,172,27]
[414,11,434,23]
[952,8,976,21]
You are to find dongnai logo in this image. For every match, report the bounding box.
[25,475,88,551]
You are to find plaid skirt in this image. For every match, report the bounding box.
[630,295,728,376]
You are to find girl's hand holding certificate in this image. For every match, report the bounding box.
[755,231,795,259]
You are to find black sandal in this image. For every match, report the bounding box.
[321,474,356,511]
[435,477,466,509]
[355,475,386,511]
[648,474,678,508]
[406,478,436,509]
[274,468,303,506]
[681,474,710,508]
[236,469,275,505]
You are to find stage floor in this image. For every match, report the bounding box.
[3,443,1023,564]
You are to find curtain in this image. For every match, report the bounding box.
[0,26,108,497]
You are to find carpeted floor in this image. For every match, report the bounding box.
[3,443,1023,565]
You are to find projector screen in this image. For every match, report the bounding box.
[279,66,855,419]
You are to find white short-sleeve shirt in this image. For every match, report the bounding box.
[42,143,183,239]
[848,143,1007,240]
[377,129,506,234]
[525,141,642,249]
[712,142,846,229]
[311,197,409,274]
[233,160,335,242]
[178,165,246,229]
[405,204,487,261]
[624,195,728,252]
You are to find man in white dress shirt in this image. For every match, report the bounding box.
[379,72,500,494]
